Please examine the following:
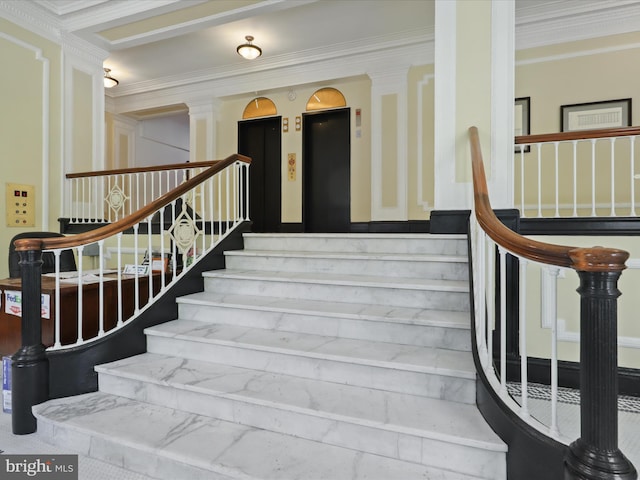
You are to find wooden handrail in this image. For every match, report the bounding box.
[16,154,251,252]
[515,126,640,145]
[66,159,222,179]
[470,126,628,272]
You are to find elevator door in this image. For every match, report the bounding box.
[302,108,350,232]
[238,117,281,232]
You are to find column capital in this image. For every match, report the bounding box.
[186,97,222,116]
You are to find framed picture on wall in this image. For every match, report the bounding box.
[561,98,631,132]
[515,97,530,153]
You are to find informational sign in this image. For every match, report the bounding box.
[3,356,11,413]
[3,290,50,319]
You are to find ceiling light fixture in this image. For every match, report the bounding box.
[237,35,262,60]
[103,68,119,88]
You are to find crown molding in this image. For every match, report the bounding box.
[111,28,433,98]
[1,1,108,65]
[60,0,188,32]
[61,30,109,66]
[0,0,61,43]
[516,0,640,50]
[110,39,431,115]
[104,0,315,50]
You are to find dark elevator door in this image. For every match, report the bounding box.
[303,108,350,232]
[238,117,281,232]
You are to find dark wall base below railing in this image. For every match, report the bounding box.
[279,221,430,233]
[506,356,640,397]
[47,222,252,399]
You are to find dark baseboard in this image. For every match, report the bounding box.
[279,223,304,233]
[521,216,640,235]
[506,356,640,397]
[429,210,471,234]
[277,221,429,234]
[351,221,429,233]
[430,209,520,234]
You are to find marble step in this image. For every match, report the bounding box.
[144,320,477,403]
[242,232,468,255]
[224,249,469,280]
[33,392,491,480]
[177,292,471,351]
[96,353,507,478]
[203,269,469,311]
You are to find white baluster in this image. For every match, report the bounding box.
[631,136,636,217]
[610,137,616,217]
[53,250,61,348]
[519,258,529,418]
[133,224,140,313]
[554,142,559,217]
[147,216,153,301]
[499,246,507,395]
[537,146,542,217]
[572,141,578,217]
[98,240,104,336]
[76,245,84,343]
[520,147,526,218]
[245,163,251,221]
[117,233,123,326]
[591,139,597,217]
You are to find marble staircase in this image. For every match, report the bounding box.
[33,233,507,480]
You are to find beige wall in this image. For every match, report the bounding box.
[0,18,63,279]
[515,32,640,215]
[524,236,640,369]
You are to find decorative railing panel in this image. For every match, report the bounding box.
[66,160,222,223]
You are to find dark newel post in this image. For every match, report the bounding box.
[12,247,49,434]
[564,262,637,479]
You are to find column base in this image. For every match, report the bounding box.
[565,439,637,480]
[11,345,49,435]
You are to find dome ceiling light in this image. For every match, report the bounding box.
[103,68,119,88]
[237,36,262,60]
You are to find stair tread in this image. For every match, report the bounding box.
[34,392,487,480]
[225,249,467,263]
[145,320,476,378]
[97,352,506,450]
[177,291,470,329]
[203,268,469,292]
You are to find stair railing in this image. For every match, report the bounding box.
[515,126,640,218]
[470,126,637,479]
[11,154,250,435]
[65,160,222,224]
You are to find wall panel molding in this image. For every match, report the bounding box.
[417,74,434,212]
[0,32,50,228]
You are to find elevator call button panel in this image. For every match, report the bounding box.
[6,183,35,227]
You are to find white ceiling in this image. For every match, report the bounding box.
[8,0,640,100]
